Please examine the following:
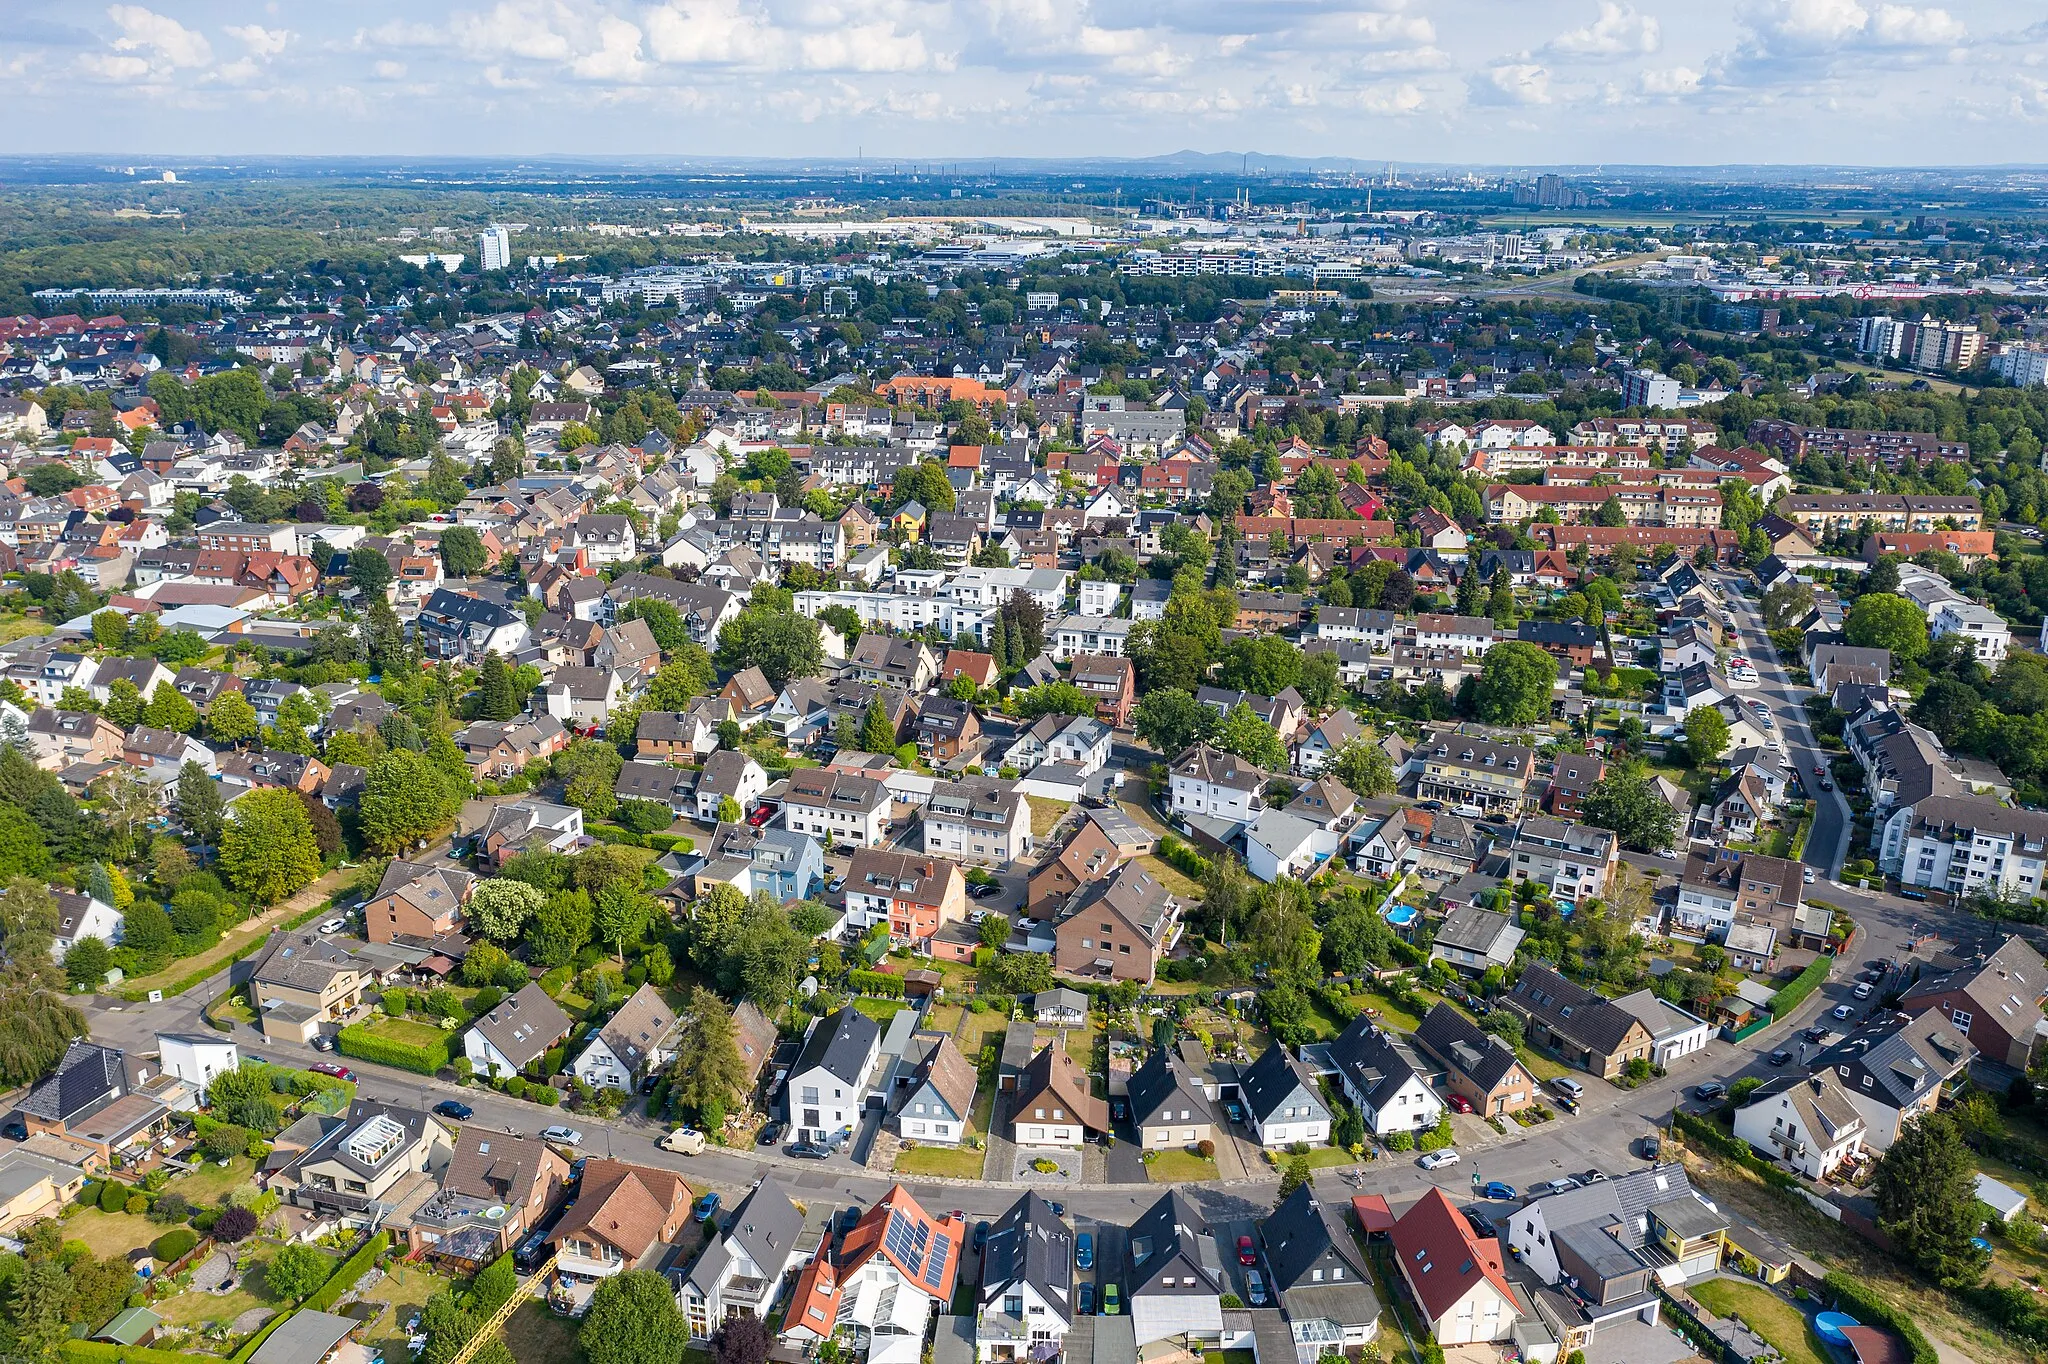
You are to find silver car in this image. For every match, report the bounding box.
[541,1125,584,1146]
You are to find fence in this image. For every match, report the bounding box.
[1719,1012,1774,1043]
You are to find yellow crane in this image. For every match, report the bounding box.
[446,1252,557,1364]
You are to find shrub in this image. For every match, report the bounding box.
[1769,954,1834,1017]
[337,1022,451,1075]
[212,1205,257,1243]
[382,988,409,1016]
[192,1209,220,1233]
[97,1181,128,1212]
[1384,1131,1414,1152]
[152,1228,199,1263]
[1197,1139,1216,1159]
[533,1086,560,1107]
[124,1194,147,1215]
[148,1192,191,1225]
[849,969,904,998]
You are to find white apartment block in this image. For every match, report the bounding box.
[1931,600,2009,663]
[1896,796,2048,901]
[1077,579,1122,617]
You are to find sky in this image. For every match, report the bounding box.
[2,0,2046,166]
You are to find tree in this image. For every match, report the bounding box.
[1473,642,1557,727]
[64,937,112,988]
[0,806,47,882]
[142,681,197,733]
[1278,1153,1312,1196]
[858,697,896,753]
[1874,1112,1985,1285]
[978,913,1011,950]
[665,984,748,1122]
[220,790,324,905]
[715,611,824,690]
[1865,555,1902,596]
[1013,682,1095,719]
[267,1242,336,1301]
[1593,495,1629,527]
[207,690,259,748]
[889,460,956,515]
[1684,704,1731,766]
[1581,769,1681,853]
[477,653,519,721]
[1213,702,1288,770]
[528,891,593,968]
[1845,592,1929,662]
[714,1316,772,1364]
[439,526,488,578]
[349,546,394,598]
[1297,652,1342,710]
[1133,689,1213,758]
[1912,677,1985,750]
[175,760,225,847]
[1761,579,1816,631]
[1330,739,1395,797]
[360,749,462,853]
[594,883,654,962]
[1217,636,1302,696]
[583,1270,690,1364]
[212,1205,258,1243]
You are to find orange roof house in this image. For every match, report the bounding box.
[784,1185,965,1347]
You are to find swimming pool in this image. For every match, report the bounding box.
[1384,905,1419,926]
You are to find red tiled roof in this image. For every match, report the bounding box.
[1389,1187,1516,1326]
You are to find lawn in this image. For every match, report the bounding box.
[1064,1026,1098,1066]
[167,1154,260,1205]
[154,1245,285,1333]
[1138,854,1202,902]
[1296,1145,1365,1169]
[1689,1279,1827,1364]
[1202,1353,1257,1364]
[852,997,905,1025]
[1147,1150,1219,1182]
[925,1003,964,1037]
[0,617,53,644]
[956,1008,1010,1058]
[506,1301,585,1364]
[63,1208,157,1260]
[896,1144,989,1178]
[1025,798,1069,840]
[1358,991,1423,1034]
[360,1262,451,1360]
[359,1016,455,1048]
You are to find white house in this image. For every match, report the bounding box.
[1245,809,1330,883]
[1076,579,1122,618]
[51,891,123,960]
[694,749,768,824]
[1732,1074,1868,1179]
[1237,1042,1332,1149]
[1329,1016,1445,1137]
[463,982,573,1081]
[786,1006,881,1147]
[674,1178,809,1343]
[976,1192,1075,1364]
[1046,716,1111,774]
[1931,599,2010,663]
[781,769,892,848]
[569,984,679,1095]
[156,1032,239,1100]
[1167,744,1268,823]
[782,1185,963,1364]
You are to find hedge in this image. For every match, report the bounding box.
[336,1023,451,1075]
[1672,1110,1799,1191]
[152,1228,198,1262]
[62,1342,196,1364]
[1769,953,1833,1016]
[303,1230,391,1314]
[644,833,695,854]
[585,825,647,848]
[1822,1273,1938,1364]
[850,970,904,998]
[1157,834,1211,881]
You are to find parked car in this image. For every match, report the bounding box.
[1767,1049,1791,1067]
[1419,1150,1460,1170]
[756,1120,784,1146]
[1572,1170,1607,1186]
[1804,867,1817,884]
[1639,1134,1662,1160]
[1236,1235,1257,1266]
[1694,1082,1726,1102]
[1832,1004,1856,1020]
[968,882,1002,899]
[513,1230,549,1271]
[787,1141,831,1159]
[1101,1284,1121,1316]
[432,1100,472,1121]
[1803,1026,1830,1044]
[1077,1283,1095,1315]
[1448,1094,1474,1114]
[1245,1270,1268,1307]
[1549,1077,1585,1101]
[1077,1233,1094,1269]
[1480,1181,1516,1200]
[309,1062,355,1082]
[1535,1178,1577,1196]
[974,1221,990,1251]
[661,1128,707,1155]
[695,1193,721,1222]
[839,1207,861,1234]
[541,1125,583,1146]
[746,804,775,827]
[826,877,846,894]
[308,1034,336,1052]
[1853,982,1874,999]
[317,918,346,935]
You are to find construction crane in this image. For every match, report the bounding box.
[446,1252,557,1364]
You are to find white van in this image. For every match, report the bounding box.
[660,1127,707,1155]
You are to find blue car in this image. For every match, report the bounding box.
[695,1193,722,1223]
[1075,1232,1094,1270]
[1480,1181,1516,1201]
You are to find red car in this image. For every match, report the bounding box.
[1447,1094,1474,1114]
[1237,1235,1257,1266]
[746,804,776,827]
[309,1062,355,1082]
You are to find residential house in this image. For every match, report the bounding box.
[1417,733,1537,815]
[695,749,768,823]
[1500,963,1654,1080]
[1026,819,1128,919]
[915,696,981,764]
[1167,743,1269,825]
[246,930,374,1044]
[786,1006,882,1147]
[570,984,679,1095]
[1010,1044,1109,1147]
[1238,1042,1333,1149]
[543,666,629,728]
[1296,709,1364,776]
[362,860,474,946]
[781,768,892,847]
[1391,1188,1521,1346]
[1123,1190,1225,1348]
[270,1100,453,1218]
[922,777,1033,866]
[673,1178,810,1343]
[464,982,573,1080]
[1812,1011,1975,1151]
[1899,934,2048,1072]
[1260,1184,1382,1361]
[550,1159,694,1309]
[1125,1047,1214,1150]
[1504,817,1619,902]
[1412,1004,1539,1118]
[154,1033,239,1101]
[478,800,584,866]
[1732,1075,1869,1179]
[782,1185,964,1364]
[455,714,569,779]
[1428,905,1525,976]
[891,1034,977,1146]
[1329,1016,1444,1136]
[975,1191,1075,1364]
[850,634,938,692]
[410,1127,570,1268]
[1052,862,1181,985]
[1675,847,1808,964]
[50,890,122,960]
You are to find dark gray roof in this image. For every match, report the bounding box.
[1125,1048,1209,1130]
[1328,1017,1422,1113]
[1413,1002,1530,1093]
[470,982,572,1070]
[981,1190,1073,1326]
[1260,1183,1364,1293]
[19,1041,123,1123]
[1504,963,1650,1059]
[793,1005,880,1088]
[1814,1008,1975,1109]
[1237,1042,1329,1127]
[1125,1189,1222,1297]
[1433,905,1519,955]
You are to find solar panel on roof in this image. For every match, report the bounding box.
[925,1232,952,1290]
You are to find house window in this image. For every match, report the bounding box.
[1952,1009,1974,1031]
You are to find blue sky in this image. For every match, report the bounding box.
[1,1,2039,164]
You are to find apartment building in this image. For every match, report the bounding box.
[1504,818,1619,902]
[1416,733,1537,815]
[843,848,967,949]
[1778,493,1982,538]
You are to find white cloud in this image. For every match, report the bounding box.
[799,22,936,72]
[570,15,646,80]
[373,59,407,79]
[76,51,152,81]
[1548,3,1659,57]
[1870,3,1964,46]
[1742,0,1964,54]
[225,24,291,58]
[1472,62,1552,105]
[1638,65,1702,94]
[106,5,212,68]
[643,0,775,65]
[1357,12,1434,45]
